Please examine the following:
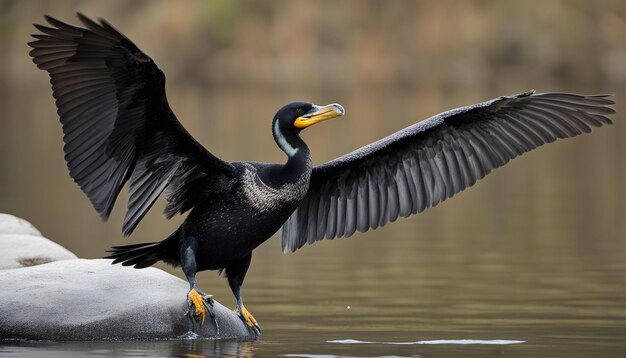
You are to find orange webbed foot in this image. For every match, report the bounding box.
[186,288,215,333]
[235,305,261,335]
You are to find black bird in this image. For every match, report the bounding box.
[29,13,615,334]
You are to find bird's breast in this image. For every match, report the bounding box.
[239,165,310,214]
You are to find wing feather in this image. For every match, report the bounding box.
[282,91,614,252]
[30,14,236,235]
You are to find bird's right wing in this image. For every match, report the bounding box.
[282,91,614,252]
[29,14,237,236]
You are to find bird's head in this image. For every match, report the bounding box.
[273,102,345,135]
[272,102,345,157]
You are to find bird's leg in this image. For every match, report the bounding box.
[181,242,216,333]
[226,252,261,335]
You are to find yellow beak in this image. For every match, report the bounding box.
[294,103,345,129]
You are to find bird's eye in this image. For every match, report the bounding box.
[296,108,304,115]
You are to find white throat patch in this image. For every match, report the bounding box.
[273,120,298,157]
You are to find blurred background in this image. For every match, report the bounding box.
[1,0,625,355]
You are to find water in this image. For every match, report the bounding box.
[2,179,626,357]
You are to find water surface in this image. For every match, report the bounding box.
[2,182,625,357]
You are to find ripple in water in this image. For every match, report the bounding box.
[326,339,525,345]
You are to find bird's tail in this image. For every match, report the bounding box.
[105,229,180,269]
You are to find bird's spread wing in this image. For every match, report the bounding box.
[29,14,237,235]
[282,91,614,252]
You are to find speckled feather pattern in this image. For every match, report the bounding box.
[240,163,311,213]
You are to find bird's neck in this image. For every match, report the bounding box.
[273,123,312,183]
[284,140,311,178]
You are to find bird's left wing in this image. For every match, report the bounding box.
[29,14,237,236]
[282,91,614,252]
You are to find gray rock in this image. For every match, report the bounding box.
[0,213,42,236]
[0,213,77,270]
[0,234,78,270]
[0,259,256,340]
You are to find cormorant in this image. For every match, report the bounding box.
[29,13,615,335]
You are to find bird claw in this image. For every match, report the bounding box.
[235,306,261,335]
[186,289,218,335]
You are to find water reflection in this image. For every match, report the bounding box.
[326,339,525,345]
[168,339,255,357]
[0,339,257,358]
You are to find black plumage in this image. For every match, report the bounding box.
[29,13,615,334]
[282,91,615,251]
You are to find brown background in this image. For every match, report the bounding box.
[0,0,624,279]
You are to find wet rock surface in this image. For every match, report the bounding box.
[0,259,255,340]
[0,214,256,340]
[0,214,77,270]
[0,213,42,236]
[0,235,78,270]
